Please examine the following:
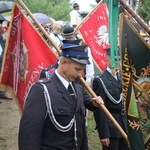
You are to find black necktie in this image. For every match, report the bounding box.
[68,84,77,106]
[116,72,121,83]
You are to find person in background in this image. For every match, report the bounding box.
[42,22,53,34]
[1,20,9,43]
[50,22,63,55]
[0,23,13,100]
[33,13,53,34]
[18,44,104,150]
[50,22,63,47]
[92,49,129,150]
[70,3,81,28]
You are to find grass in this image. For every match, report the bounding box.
[87,111,102,150]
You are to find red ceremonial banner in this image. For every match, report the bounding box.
[78,3,110,71]
[0,4,57,110]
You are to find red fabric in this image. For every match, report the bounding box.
[0,4,57,110]
[78,3,110,71]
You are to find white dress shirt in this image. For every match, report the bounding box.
[85,47,94,83]
[106,67,118,81]
[70,10,81,27]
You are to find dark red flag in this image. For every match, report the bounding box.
[0,4,57,110]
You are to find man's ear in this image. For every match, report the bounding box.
[61,58,68,65]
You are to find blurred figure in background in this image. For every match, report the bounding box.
[0,22,13,100]
[33,13,53,34]
[42,22,53,34]
[50,22,63,55]
[70,3,81,28]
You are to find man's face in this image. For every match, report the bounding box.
[54,27,61,35]
[74,6,79,10]
[65,34,76,40]
[59,58,86,82]
[42,23,52,33]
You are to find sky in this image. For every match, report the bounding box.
[71,0,97,12]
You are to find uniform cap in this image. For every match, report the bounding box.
[61,45,90,65]
[61,26,76,38]
[73,3,79,7]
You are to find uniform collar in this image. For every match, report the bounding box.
[106,67,112,74]
[55,70,69,89]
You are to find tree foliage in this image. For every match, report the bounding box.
[13,0,70,21]
[137,0,150,22]
[23,0,70,21]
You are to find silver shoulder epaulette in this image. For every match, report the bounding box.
[38,77,51,83]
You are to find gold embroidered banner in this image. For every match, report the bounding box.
[119,13,150,150]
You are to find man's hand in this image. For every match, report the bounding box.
[92,96,104,107]
[100,138,110,147]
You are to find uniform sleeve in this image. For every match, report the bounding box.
[93,77,104,98]
[83,87,96,111]
[18,83,47,150]
[92,77,110,139]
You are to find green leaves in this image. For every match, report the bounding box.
[137,0,150,22]
[23,0,70,21]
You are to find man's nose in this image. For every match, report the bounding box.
[77,70,84,77]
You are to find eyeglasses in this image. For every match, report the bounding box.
[43,24,52,29]
[43,26,49,30]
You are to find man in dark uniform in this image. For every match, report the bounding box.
[18,45,104,150]
[92,49,129,150]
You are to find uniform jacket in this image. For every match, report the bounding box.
[0,35,5,61]
[93,69,127,139]
[0,35,5,70]
[19,73,96,150]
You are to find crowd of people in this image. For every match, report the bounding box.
[18,2,129,150]
[0,2,129,150]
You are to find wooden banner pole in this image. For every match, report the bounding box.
[120,0,150,35]
[17,0,61,55]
